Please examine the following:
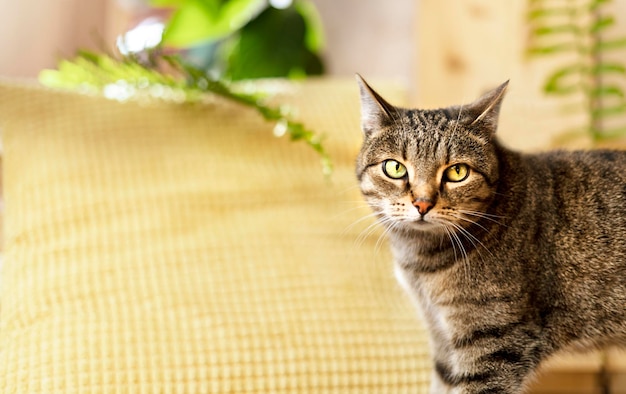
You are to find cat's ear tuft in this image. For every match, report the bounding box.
[464,80,509,137]
[356,74,397,138]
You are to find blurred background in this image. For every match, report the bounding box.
[0,0,415,86]
[1,1,626,392]
[1,0,625,147]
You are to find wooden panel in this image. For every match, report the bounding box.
[528,373,602,394]
[528,352,604,393]
[414,0,587,151]
[415,0,522,106]
[607,348,626,393]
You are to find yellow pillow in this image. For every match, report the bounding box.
[0,79,430,393]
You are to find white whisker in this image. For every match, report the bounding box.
[341,211,382,235]
[450,213,491,233]
[445,221,471,282]
[332,203,376,222]
[441,225,459,263]
[447,220,495,260]
[457,209,507,226]
[374,220,398,255]
[354,216,393,248]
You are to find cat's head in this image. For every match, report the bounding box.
[356,75,508,235]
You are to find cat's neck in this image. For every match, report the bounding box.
[388,229,460,274]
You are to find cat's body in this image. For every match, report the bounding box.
[355,76,626,394]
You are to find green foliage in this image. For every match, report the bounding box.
[40,51,179,95]
[39,51,332,175]
[149,0,325,80]
[37,1,330,174]
[156,0,266,47]
[225,5,323,79]
[527,0,626,140]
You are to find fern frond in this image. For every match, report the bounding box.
[39,51,332,176]
[526,0,626,141]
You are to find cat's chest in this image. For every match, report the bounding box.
[394,262,457,305]
[393,256,526,347]
[391,244,461,299]
[394,263,458,335]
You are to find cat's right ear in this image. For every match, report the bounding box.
[461,80,509,138]
[356,74,397,138]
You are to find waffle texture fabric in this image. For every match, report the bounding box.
[0,79,430,393]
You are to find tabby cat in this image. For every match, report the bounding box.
[355,75,626,393]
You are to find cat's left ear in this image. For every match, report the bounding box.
[461,80,509,137]
[356,74,398,138]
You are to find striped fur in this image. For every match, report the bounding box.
[356,75,626,393]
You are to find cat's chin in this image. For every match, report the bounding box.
[402,219,442,233]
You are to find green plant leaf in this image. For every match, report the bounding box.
[527,43,577,56]
[593,104,626,118]
[295,0,325,52]
[543,65,585,94]
[595,37,626,51]
[149,0,187,6]
[217,0,266,34]
[224,5,324,80]
[527,7,574,20]
[161,1,218,46]
[590,15,615,33]
[39,52,332,175]
[593,126,626,140]
[527,0,626,140]
[532,25,579,36]
[592,85,625,98]
[590,0,612,11]
[162,0,266,47]
[39,52,181,95]
[592,63,626,75]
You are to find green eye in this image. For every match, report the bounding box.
[383,160,407,179]
[445,164,470,182]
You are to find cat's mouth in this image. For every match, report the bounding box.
[404,217,440,231]
[378,209,445,233]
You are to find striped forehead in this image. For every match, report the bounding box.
[399,110,454,162]
[407,109,452,132]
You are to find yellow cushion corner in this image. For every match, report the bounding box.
[0,79,430,393]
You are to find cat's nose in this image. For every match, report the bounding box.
[413,199,434,215]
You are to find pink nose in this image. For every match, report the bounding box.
[413,200,433,215]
